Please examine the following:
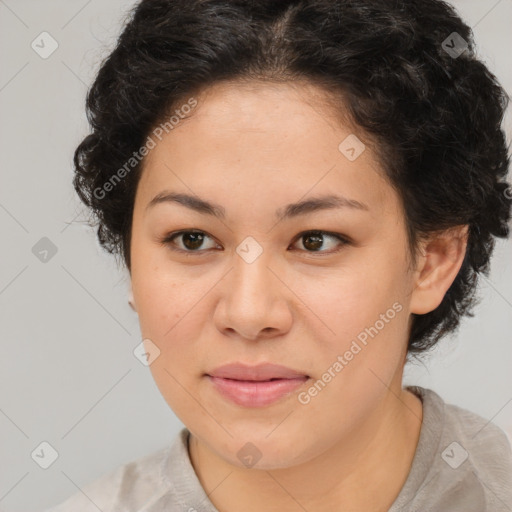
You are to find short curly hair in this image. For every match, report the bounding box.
[73,0,511,355]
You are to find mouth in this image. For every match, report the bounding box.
[207,362,309,381]
[206,375,309,407]
[205,362,310,407]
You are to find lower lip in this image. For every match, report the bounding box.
[207,375,309,407]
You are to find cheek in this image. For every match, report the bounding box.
[306,256,404,333]
[137,278,197,342]
[131,244,205,336]
[133,267,216,384]
[134,269,209,413]
[307,251,410,377]
[134,274,177,337]
[299,281,409,435]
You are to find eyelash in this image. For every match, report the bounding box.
[159,229,351,256]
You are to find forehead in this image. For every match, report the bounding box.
[137,80,400,221]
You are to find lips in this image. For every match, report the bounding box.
[207,362,309,381]
[206,362,309,407]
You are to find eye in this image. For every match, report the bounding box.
[290,230,350,254]
[160,230,219,254]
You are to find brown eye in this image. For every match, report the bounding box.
[292,230,350,253]
[179,232,206,250]
[302,232,324,251]
[161,230,218,253]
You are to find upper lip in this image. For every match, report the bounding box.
[207,363,309,381]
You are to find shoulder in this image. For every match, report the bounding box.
[439,389,512,476]
[43,440,175,512]
[408,386,512,511]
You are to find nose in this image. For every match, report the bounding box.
[213,249,293,341]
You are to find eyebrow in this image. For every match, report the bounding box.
[145,191,369,220]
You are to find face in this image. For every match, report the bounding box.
[130,80,419,469]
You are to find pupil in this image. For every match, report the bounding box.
[183,232,204,250]
[304,233,323,251]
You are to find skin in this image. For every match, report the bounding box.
[129,80,468,511]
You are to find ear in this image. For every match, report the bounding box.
[128,286,137,313]
[409,225,469,315]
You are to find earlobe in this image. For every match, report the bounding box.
[128,287,137,312]
[409,225,469,315]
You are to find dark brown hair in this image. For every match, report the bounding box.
[73,0,511,354]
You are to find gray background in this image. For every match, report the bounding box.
[0,0,511,510]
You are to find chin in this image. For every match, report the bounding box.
[204,427,320,470]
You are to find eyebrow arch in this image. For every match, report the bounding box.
[145,191,369,220]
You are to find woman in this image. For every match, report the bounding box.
[47,0,512,510]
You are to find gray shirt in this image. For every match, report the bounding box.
[44,386,512,511]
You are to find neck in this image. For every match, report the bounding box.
[188,386,423,512]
